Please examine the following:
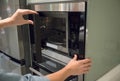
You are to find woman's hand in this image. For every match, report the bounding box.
[0,9,38,28]
[10,9,38,26]
[64,54,91,76]
[46,55,91,81]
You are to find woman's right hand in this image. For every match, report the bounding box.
[64,54,92,76]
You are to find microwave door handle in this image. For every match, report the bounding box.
[29,67,43,76]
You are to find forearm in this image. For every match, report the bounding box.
[46,67,71,81]
[0,17,13,28]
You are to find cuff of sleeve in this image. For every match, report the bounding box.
[21,74,50,81]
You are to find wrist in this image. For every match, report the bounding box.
[5,17,14,26]
[62,66,72,77]
[0,17,13,28]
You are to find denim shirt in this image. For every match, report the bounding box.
[0,72,50,81]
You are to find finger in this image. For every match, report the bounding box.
[25,20,34,24]
[83,69,90,74]
[72,54,77,60]
[79,58,91,64]
[19,9,38,15]
[83,63,91,68]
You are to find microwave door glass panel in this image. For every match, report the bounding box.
[38,13,68,53]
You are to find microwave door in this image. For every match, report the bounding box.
[33,14,44,63]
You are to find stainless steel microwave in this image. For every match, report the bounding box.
[28,1,87,81]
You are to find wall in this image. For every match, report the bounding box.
[85,0,120,81]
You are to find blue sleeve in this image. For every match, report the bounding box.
[21,74,50,81]
[0,72,50,81]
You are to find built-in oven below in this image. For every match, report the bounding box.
[31,56,78,81]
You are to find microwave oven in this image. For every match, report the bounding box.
[28,1,87,81]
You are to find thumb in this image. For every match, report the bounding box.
[72,54,77,60]
[26,20,34,24]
